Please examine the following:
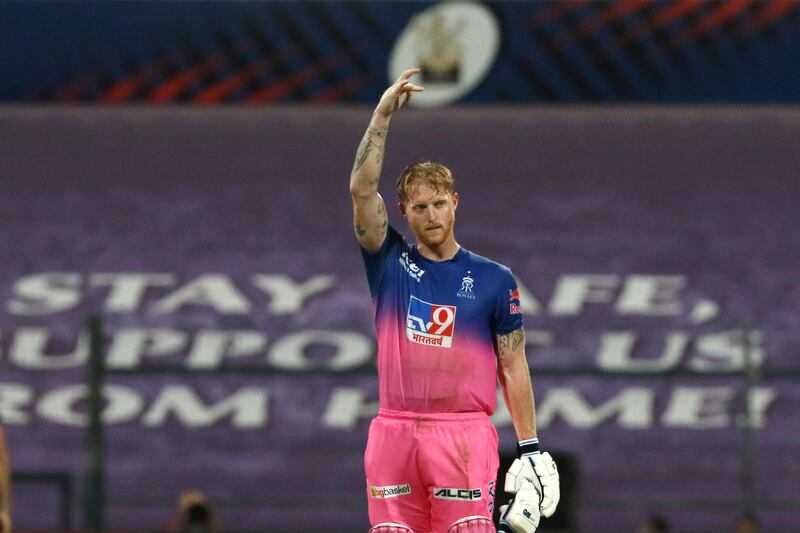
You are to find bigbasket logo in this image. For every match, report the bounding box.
[370,484,412,499]
[433,487,482,501]
[406,296,457,348]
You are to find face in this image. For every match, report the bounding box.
[400,183,458,249]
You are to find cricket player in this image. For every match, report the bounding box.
[350,69,559,533]
[0,424,10,533]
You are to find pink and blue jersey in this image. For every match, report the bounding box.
[362,225,524,415]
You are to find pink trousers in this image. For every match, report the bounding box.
[364,408,499,533]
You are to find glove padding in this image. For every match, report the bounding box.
[497,481,541,533]
[504,452,560,517]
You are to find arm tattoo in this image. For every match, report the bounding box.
[354,199,387,238]
[511,328,525,351]
[379,202,388,231]
[352,125,388,174]
[496,327,525,357]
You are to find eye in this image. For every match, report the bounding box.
[435,201,446,208]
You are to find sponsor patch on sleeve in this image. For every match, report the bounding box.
[509,288,522,314]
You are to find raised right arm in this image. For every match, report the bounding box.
[349,68,423,253]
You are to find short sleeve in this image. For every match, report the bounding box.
[360,225,406,297]
[491,268,524,335]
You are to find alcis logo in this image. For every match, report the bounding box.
[433,488,482,501]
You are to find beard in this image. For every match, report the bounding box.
[416,218,454,248]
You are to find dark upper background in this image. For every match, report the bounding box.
[1,0,799,104]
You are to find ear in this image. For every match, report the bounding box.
[452,191,459,210]
[398,201,407,217]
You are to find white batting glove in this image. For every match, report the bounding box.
[504,439,560,517]
[497,480,541,533]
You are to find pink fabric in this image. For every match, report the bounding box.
[365,409,499,533]
[369,525,414,533]
[446,516,495,532]
[375,315,499,415]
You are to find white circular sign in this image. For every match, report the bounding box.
[389,2,501,107]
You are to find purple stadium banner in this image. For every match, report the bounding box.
[1,107,799,532]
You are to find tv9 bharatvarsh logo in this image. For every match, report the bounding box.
[406,296,457,348]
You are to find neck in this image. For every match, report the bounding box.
[417,236,460,262]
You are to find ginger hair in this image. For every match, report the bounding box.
[396,161,455,202]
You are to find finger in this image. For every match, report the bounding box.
[405,87,424,105]
[399,67,421,81]
[394,81,424,100]
[400,83,424,97]
[393,79,413,93]
[392,69,419,88]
